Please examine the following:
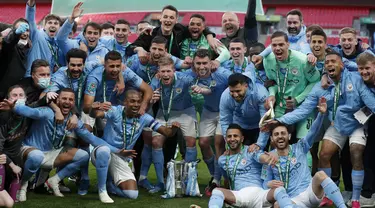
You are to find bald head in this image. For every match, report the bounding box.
[222,12,240,37]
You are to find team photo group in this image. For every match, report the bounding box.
[0,0,374,207]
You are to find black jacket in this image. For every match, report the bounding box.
[126,23,215,58]
[0,29,30,100]
[220,0,258,55]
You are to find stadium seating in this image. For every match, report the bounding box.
[0,3,51,24]
[271,5,369,28]
[79,12,147,25]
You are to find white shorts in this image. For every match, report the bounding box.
[152,107,197,138]
[20,146,62,169]
[41,148,63,169]
[292,183,322,207]
[232,186,272,207]
[198,109,222,137]
[324,126,366,149]
[81,112,96,128]
[91,146,136,186]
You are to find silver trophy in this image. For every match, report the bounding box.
[173,160,186,197]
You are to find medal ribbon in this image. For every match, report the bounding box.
[332,83,341,121]
[122,108,138,150]
[52,113,71,149]
[275,52,291,107]
[67,70,84,110]
[160,75,176,122]
[276,146,293,190]
[225,145,244,190]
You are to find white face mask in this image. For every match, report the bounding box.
[17,39,28,46]
[15,98,26,106]
[37,77,50,89]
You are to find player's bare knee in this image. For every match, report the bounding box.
[314,171,328,183]
[151,137,163,148]
[319,149,333,162]
[198,138,210,149]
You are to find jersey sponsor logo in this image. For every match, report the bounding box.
[291,157,297,165]
[347,83,353,91]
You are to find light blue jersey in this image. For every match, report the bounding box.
[14,105,120,152]
[103,105,162,150]
[262,113,325,197]
[85,67,143,105]
[100,37,130,63]
[150,72,195,111]
[25,4,65,77]
[56,19,109,72]
[219,72,269,148]
[185,67,231,112]
[218,146,264,191]
[46,67,87,110]
[221,59,254,74]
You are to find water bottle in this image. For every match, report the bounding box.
[9,178,21,202]
[0,165,5,191]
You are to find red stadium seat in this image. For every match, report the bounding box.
[271,5,369,28]
[79,12,147,25]
[0,3,51,24]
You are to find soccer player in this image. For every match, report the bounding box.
[56,2,109,72]
[356,52,375,206]
[219,73,269,150]
[83,51,153,114]
[144,56,203,193]
[221,38,256,74]
[185,49,231,195]
[310,29,327,75]
[220,0,258,55]
[100,19,131,63]
[262,97,346,208]
[7,88,132,201]
[25,0,65,75]
[180,14,230,68]
[89,90,180,203]
[263,31,320,140]
[208,124,295,208]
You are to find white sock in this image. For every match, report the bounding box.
[50,174,62,183]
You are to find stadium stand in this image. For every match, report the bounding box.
[0,3,51,24]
